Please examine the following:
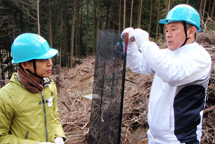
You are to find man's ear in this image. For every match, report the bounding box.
[20,62,30,70]
[188,26,197,39]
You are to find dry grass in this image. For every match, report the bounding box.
[50,57,95,143]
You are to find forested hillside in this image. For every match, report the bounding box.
[0,0,214,79]
[0,0,215,143]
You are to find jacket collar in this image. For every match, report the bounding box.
[171,42,198,58]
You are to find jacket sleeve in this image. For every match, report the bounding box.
[140,41,211,86]
[52,81,66,141]
[0,89,39,144]
[127,42,154,74]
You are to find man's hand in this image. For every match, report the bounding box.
[121,27,138,52]
[129,28,149,48]
[121,27,134,42]
[54,137,64,144]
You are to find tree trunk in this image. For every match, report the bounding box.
[202,0,207,22]
[211,0,215,20]
[199,0,203,17]
[149,0,153,36]
[137,1,140,28]
[48,0,52,48]
[37,0,40,35]
[163,0,169,34]
[156,0,161,43]
[0,38,2,81]
[76,1,80,59]
[60,1,63,67]
[96,0,100,52]
[169,0,172,9]
[119,0,121,33]
[20,10,24,32]
[1,38,4,80]
[108,0,113,29]
[53,1,58,64]
[64,2,68,68]
[8,37,13,78]
[208,0,212,17]
[123,0,126,30]
[105,1,110,29]
[75,29,78,59]
[137,0,143,28]
[130,0,134,27]
[79,1,83,56]
[167,0,171,14]
[12,15,17,71]
[86,0,89,56]
[70,0,77,68]
[187,0,189,4]
[113,13,116,30]
[76,1,81,58]
[92,0,97,56]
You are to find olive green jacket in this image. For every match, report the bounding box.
[0,73,65,144]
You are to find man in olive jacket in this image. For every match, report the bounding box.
[0,33,66,144]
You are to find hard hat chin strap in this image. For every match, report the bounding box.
[26,60,44,80]
[180,21,190,47]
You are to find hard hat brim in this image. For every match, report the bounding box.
[159,19,183,24]
[37,48,58,59]
[159,19,168,24]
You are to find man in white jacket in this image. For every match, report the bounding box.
[122,4,211,144]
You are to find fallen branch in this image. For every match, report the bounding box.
[60,101,71,111]
[131,92,140,97]
[203,105,215,114]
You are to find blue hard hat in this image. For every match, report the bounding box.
[11,33,58,63]
[159,4,201,32]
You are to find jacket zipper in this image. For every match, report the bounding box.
[25,131,29,139]
[41,91,48,142]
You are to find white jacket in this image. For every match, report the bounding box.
[127,41,211,144]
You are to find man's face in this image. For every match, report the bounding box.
[25,59,53,78]
[165,22,186,51]
[34,59,53,78]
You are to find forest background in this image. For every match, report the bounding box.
[0,0,215,80]
[0,0,215,143]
